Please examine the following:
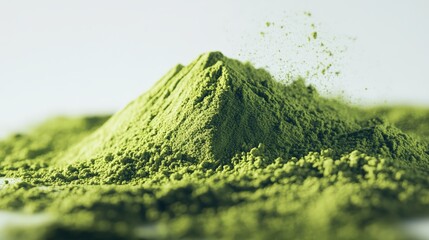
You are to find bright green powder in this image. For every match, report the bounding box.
[0,52,428,240]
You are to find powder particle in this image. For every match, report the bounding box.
[0,52,428,240]
[312,31,318,39]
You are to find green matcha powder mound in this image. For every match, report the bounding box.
[0,52,428,240]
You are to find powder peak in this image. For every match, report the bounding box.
[56,52,428,184]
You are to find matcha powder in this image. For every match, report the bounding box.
[0,52,428,240]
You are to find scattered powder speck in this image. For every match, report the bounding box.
[312,31,318,40]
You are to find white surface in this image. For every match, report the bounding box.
[0,178,21,190]
[1,0,428,137]
[0,211,53,239]
[403,218,429,240]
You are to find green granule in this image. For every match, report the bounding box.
[312,31,318,40]
[0,52,428,240]
[304,12,312,17]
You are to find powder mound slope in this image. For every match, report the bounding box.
[0,116,109,171]
[56,52,428,183]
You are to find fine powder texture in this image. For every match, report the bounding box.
[0,52,428,240]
